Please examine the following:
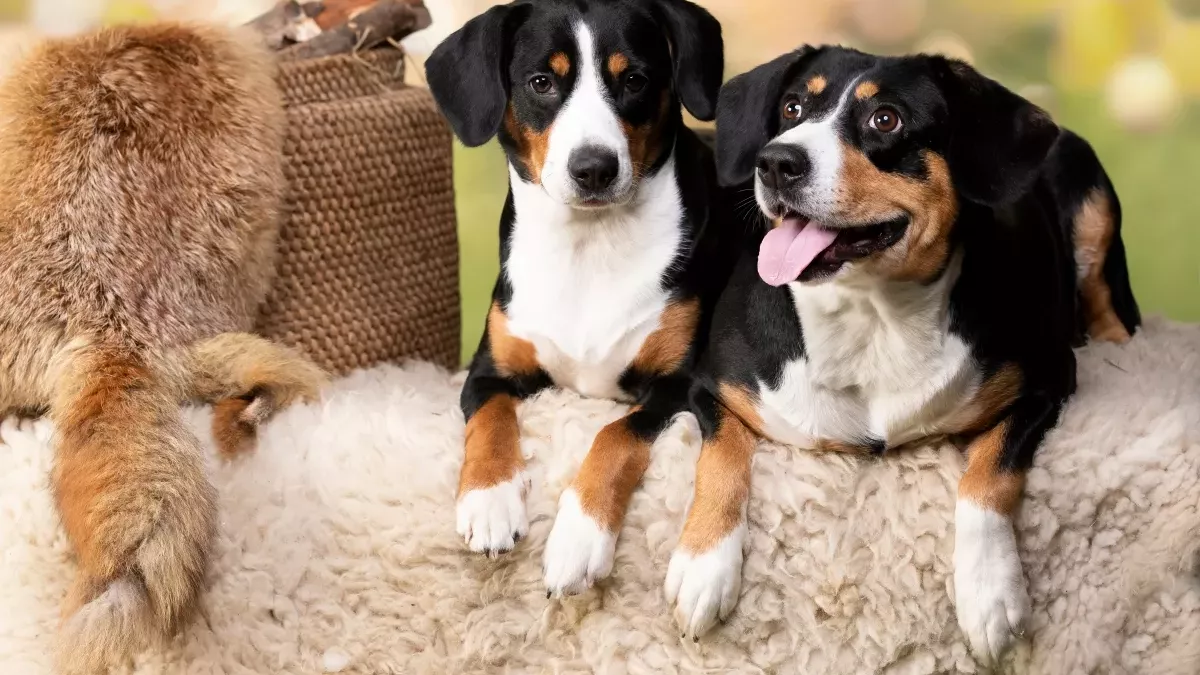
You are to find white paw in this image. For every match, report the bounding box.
[455,472,530,556]
[954,500,1031,665]
[543,489,616,597]
[664,523,746,640]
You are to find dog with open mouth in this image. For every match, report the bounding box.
[425,0,738,601]
[670,46,1141,660]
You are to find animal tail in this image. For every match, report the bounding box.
[50,335,324,673]
[1048,129,1142,344]
[182,333,328,457]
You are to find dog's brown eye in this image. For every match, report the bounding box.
[530,75,556,96]
[781,96,803,121]
[870,106,902,133]
[624,73,648,93]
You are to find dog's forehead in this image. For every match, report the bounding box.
[510,0,663,66]
[785,50,873,95]
[784,50,935,106]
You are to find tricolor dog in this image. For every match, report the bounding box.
[425,0,734,598]
[672,46,1141,659]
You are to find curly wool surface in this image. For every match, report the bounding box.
[1,318,1197,674]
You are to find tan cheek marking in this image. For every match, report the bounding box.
[949,364,1023,435]
[678,407,757,553]
[607,52,629,78]
[855,81,879,100]
[838,147,959,282]
[549,51,570,78]
[504,106,551,184]
[807,75,827,95]
[958,420,1025,515]
[718,382,766,437]
[622,119,652,176]
[1074,189,1132,344]
[458,394,524,497]
[487,302,540,377]
[572,411,652,532]
[631,297,700,376]
[621,90,670,176]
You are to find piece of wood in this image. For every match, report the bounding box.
[248,1,325,50]
[278,0,431,60]
[314,0,381,29]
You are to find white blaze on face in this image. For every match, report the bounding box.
[540,23,635,205]
[755,75,863,221]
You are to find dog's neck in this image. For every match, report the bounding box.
[789,251,964,384]
[501,145,686,373]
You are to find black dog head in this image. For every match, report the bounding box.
[426,0,723,209]
[716,46,1060,284]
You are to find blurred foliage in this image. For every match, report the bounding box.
[0,0,24,21]
[102,0,156,24]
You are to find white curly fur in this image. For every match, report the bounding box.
[0,318,1197,674]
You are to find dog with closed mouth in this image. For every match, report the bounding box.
[669,46,1141,659]
[425,0,736,599]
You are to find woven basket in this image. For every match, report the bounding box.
[258,48,461,375]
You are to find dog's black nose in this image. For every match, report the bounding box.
[757,145,811,191]
[568,147,620,192]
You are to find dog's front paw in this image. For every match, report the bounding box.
[954,501,1031,665]
[664,524,746,640]
[456,472,530,557]
[543,488,616,597]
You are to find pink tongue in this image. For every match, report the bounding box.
[757,217,839,286]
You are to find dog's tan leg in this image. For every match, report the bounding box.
[665,395,756,640]
[542,376,692,596]
[954,418,1033,666]
[541,403,661,592]
[51,346,216,674]
[542,412,651,596]
[456,392,530,556]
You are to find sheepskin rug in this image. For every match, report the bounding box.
[1,318,1198,675]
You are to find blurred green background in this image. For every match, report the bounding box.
[2,0,1197,366]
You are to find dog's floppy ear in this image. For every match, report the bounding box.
[425,4,529,147]
[714,47,813,186]
[930,56,1060,205]
[651,0,724,121]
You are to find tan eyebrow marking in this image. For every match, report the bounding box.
[549,52,570,77]
[806,75,827,95]
[855,81,880,100]
[607,52,629,78]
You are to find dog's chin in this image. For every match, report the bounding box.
[571,196,621,211]
[563,184,637,212]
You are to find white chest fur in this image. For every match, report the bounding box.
[504,160,684,401]
[756,259,981,448]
